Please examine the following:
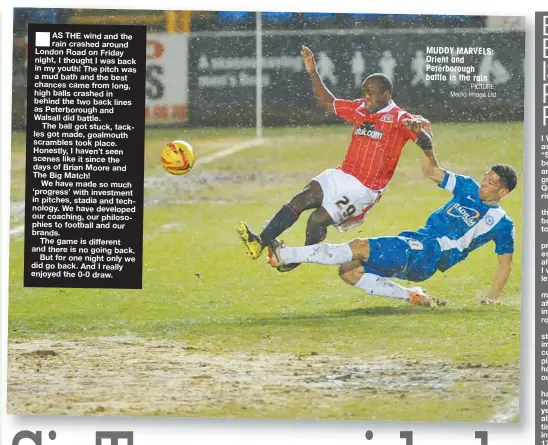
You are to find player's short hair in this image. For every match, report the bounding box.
[491,164,518,192]
[365,73,393,94]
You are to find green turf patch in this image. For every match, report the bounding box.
[8,123,522,421]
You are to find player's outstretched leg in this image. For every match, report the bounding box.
[267,239,353,267]
[338,262,442,307]
[268,239,446,307]
[237,181,323,259]
[277,207,333,273]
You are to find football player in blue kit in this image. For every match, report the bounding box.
[266,118,517,307]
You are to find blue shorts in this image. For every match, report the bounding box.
[360,234,442,282]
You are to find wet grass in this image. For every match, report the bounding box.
[8,122,522,421]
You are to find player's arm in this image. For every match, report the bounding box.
[404,118,445,184]
[420,149,446,184]
[403,116,434,151]
[485,226,515,304]
[301,45,336,113]
[489,253,513,299]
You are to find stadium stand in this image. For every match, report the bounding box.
[13,8,487,35]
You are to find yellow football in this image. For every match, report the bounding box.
[161,140,195,176]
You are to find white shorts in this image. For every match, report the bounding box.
[312,168,382,233]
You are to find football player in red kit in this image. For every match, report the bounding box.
[237,45,433,272]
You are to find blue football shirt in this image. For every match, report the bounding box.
[400,170,515,272]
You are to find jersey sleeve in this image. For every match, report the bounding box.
[494,222,515,255]
[333,99,364,125]
[438,170,477,196]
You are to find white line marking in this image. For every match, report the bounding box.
[195,138,264,165]
[9,138,265,238]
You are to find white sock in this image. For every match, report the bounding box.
[354,273,411,301]
[280,243,353,266]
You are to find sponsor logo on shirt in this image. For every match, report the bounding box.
[446,203,480,227]
[354,122,384,140]
[379,114,394,123]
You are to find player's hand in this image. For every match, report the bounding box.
[301,45,316,74]
[403,116,433,138]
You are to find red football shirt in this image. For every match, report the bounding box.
[333,98,419,191]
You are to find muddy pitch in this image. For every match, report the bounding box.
[7,337,519,420]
